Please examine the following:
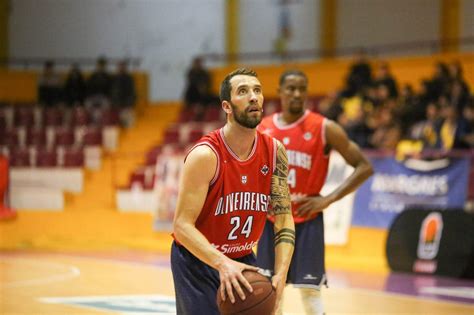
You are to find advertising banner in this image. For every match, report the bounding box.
[352,157,470,228]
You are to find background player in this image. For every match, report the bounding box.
[257,70,374,315]
[171,68,295,315]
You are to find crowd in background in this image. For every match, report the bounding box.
[37,56,136,126]
[318,54,473,152]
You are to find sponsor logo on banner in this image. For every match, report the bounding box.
[413,212,443,274]
[352,157,469,228]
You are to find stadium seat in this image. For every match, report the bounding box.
[35,147,57,167]
[71,107,91,126]
[145,146,163,166]
[14,107,34,127]
[83,127,103,146]
[26,127,47,146]
[163,127,180,144]
[9,147,31,167]
[63,147,85,167]
[1,129,21,146]
[43,107,63,126]
[54,127,75,146]
[187,128,203,143]
[203,106,222,122]
[99,108,120,126]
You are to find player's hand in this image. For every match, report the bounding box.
[270,272,286,315]
[217,259,259,304]
[295,195,332,218]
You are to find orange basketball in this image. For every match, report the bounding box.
[216,270,276,315]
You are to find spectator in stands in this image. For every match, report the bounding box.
[38,60,63,107]
[373,62,398,98]
[341,50,372,97]
[434,101,471,150]
[448,60,470,95]
[64,63,86,106]
[425,62,450,102]
[86,56,112,107]
[369,106,401,150]
[183,57,212,107]
[409,102,440,149]
[110,59,136,127]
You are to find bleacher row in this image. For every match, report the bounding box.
[1,104,122,210]
[0,105,121,169]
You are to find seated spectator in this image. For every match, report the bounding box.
[38,60,63,107]
[64,63,86,106]
[86,56,112,107]
[409,102,440,149]
[373,61,398,98]
[341,50,373,97]
[183,57,212,107]
[110,59,136,127]
[369,106,401,150]
[434,102,471,150]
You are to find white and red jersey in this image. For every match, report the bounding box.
[259,110,329,224]
[186,128,277,258]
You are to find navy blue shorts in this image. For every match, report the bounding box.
[256,215,327,289]
[171,241,257,315]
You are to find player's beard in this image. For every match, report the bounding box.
[230,102,262,129]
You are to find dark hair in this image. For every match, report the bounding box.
[220,68,258,102]
[279,69,308,87]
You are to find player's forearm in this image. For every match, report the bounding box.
[273,213,295,277]
[328,160,373,203]
[174,221,227,269]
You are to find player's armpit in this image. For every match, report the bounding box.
[270,141,291,216]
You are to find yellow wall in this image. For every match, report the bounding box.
[0,71,149,106]
[210,52,474,98]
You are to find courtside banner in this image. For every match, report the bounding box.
[352,156,469,228]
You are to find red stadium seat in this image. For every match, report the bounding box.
[163,127,180,144]
[43,107,63,126]
[83,127,103,146]
[35,147,57,167]
[1,129,20,146]
[187,128,203,143]
[14,107,34,126]
[26,127,47,146]
[63,147,84,167]
[71,107,91,126]
[54,127,75,146]
[99,108,120,126]
[9,147,31,167]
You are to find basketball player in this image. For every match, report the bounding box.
[171,68,295,315]
[257,70,373,315]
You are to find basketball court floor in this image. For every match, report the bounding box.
[1,250,473,314]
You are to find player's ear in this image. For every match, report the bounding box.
[222,101,232,115]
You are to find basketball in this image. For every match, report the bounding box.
[216,270,276,315]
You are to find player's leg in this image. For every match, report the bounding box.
[291,215,327,315]
[170,241,220,315]
[300,288,324,315]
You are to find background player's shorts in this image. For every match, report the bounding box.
[171,241,257,315]
[256,215,327,289]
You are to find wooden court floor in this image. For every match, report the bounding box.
[1,251,473,315]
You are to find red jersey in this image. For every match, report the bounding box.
[258,110,329,224]
[188,128,277,258]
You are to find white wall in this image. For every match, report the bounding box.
[461,0,474,51]
[337,0,440,56]
[239,0,320,63]
[9,0,225,101]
